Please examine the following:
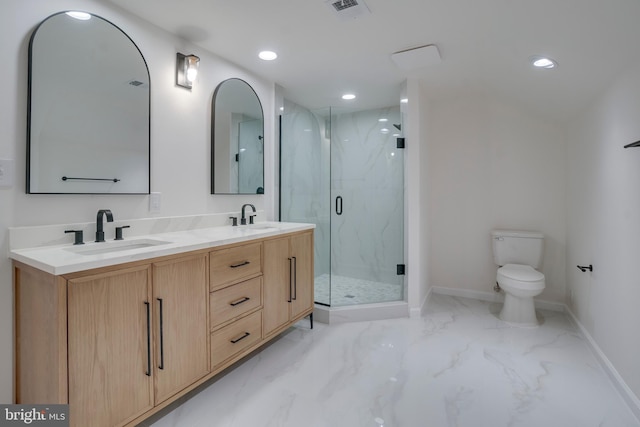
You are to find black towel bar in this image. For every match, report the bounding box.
[62,176,120,182]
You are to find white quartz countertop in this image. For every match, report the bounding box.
[9,222,315,276]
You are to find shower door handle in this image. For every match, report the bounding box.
[336,196,343,215]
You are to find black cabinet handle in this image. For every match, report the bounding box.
[230,260,250,268]
[230,297,250,307]
[230,332,250,344]
[336,196,343,215]
[292,256,297,301]
[157,298,164,370]
[144,301,151,377]
[288,257,293,303]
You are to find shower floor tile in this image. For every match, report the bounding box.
[145,293,640,427]
[314,273,403,306]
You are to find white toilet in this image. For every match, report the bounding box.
[491,230,545,326]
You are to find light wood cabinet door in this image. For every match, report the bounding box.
[263,231,314,336]
[152,254,209,404]
[290,231,314,319]
[68,266,153,427]
[262,237,291,336]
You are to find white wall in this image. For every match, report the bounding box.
[0,0,274,402]
[406,79,431,315]
[427,92,567,303]
[567,60,640,403]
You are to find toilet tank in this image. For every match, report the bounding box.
[491,230,544,269]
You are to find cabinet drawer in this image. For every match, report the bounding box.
[210,277,262,330]
[210,311,262,369]
[210,242,262,290]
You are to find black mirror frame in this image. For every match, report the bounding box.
[211,78,265,195]
[26,11,151,195]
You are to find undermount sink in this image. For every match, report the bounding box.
[65,239,171,256]
[246,224,279,231]
[240,222,280,231]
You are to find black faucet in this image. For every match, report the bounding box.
[96,209,114,242]
[240,204,256,225]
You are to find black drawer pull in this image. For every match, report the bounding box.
[230,332,250,344]
[230,260,250,268]
[230,297,250,307]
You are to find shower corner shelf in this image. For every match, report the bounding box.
[624,140,640,148]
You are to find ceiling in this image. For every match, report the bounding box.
[105,0,640,123]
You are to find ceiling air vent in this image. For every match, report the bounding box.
[332,0,358,11]
[325,0,370,20]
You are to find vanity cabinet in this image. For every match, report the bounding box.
[66,253,209,427]
[263,230,314,337]
[14,228,313,427]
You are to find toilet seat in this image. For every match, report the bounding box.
[497,264,545,292]
[498,264,544,282]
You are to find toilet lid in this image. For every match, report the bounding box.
[498,264,544,282]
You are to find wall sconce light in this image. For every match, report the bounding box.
[176,53,200,89]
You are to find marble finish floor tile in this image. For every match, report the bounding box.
[144,294,639,427]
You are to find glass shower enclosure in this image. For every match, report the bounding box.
[280,102,405,307]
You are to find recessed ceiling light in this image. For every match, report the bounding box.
[530,55,558,69]
[342,94,356,100]
[378,118,388,122]
[66,11,91,20]
[258,51,277,61]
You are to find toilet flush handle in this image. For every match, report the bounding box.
[577,264,593,272]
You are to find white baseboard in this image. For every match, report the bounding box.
[565,306,640,422]
[430,286,565,312]
[409,287,431,319]
[431,286,503,303]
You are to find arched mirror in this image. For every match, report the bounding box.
[211,78,264,194]
[27,11,150,194]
